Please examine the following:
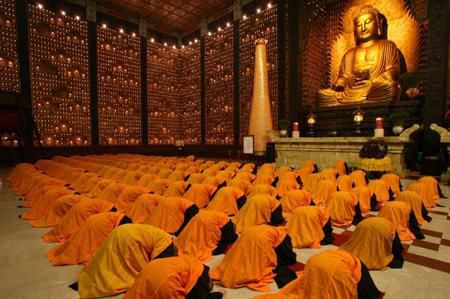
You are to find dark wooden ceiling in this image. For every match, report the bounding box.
[97,0,235,35]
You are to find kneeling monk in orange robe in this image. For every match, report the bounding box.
[42,198,114,243]
[75,224,175,298]
[145,196,199,235]
[378,201,424,241]
[340,217,404,270]
[254,250,381,299]
[124,256,223,299]
[326,191,363,227]
[232,195,283,233]
[210,225,297,292]
[286,206,333,248]
[207,186,246,216]
[174,210,237,261]
[46,212,132,266]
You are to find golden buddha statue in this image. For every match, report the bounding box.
[318,5,402,105]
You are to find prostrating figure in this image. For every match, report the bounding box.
[182,183,217,209]
[47,212,132,266]
[76,224,174,298]
[254,250,382,299]
[210,225,296,291]
[174,211,237,261]
[42,198,114,243]
[396,190,432,225]
[280,189,312,217]
[340,217,404,270]
[286,206,334,248]
[145,196,199,235]
[127,194,161,224]
[378,201,424,241]
[406,181,439,209]
[233,194,283,233]
[317,5,402,105]
[124,256,222,299]
[207,186,246,216]
[326,191,363,227]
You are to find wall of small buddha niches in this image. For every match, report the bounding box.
[0,0,20,93]
[28,5,91,146]
[205,24,234,145]
[178,43,201,144]
[97,26,141,146]
[239,4,278,141]
[147,41,180,145]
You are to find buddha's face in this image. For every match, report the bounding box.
[354,13,379,43]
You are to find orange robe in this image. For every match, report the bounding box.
[303,173,322,193]
[418,176,441,204]
[337,175,353,191]
[396,191,428,225]
[187,173,206,184]
[248,184,277,198]
[127,194,161,224]
[28,193,82,228]
[320,168,338,182]
[406,181,438,209]
[280,189,312,217]
[381,173,401,196]
[349,170,367,187]
[254,250,361,299]
[341,217,395,269]
[326,191,358,227]
[115,186,149,213]
[311,180,337,207]
[351,186,373,214]
[334,160,348,176]
[145,197,195,234]
[207,186,245,215]
[46,212,126,265]
[77,224,173,298]
[183,183,217,209]
[276,176,300,197]
[167,170,187,182]
[42,198,114,243]
[174,210,230,261]
[210,225,286,291]
[228,177,253,194]
[233,195,280,233]
[21,187,73,221]
[163,181,189,197]
[368,179,390,203]
[124,256,204,299]
[287,206,328,248]
[378,201,415,241]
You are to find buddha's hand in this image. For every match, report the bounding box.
[354,69,370,81]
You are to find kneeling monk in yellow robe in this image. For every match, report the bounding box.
[76,224,175,298]
[210,225,297,292]
[174,210,237,261]
[340,217,404,270]
[124,256,223,299]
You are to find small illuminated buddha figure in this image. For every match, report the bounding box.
[318,5,402,105]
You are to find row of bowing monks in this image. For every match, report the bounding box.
[8,154,444,298]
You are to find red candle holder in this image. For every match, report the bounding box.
[292,122,299,131]
[376,117,384,129]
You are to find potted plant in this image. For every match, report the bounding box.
[388,111,410,135]
[278,118,289,137]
